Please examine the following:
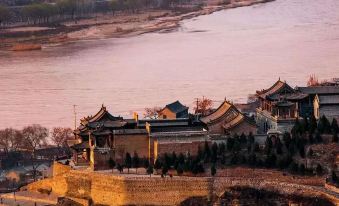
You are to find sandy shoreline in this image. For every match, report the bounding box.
[0,0,274,51]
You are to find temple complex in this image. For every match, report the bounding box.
[256,79,339,134]
[71,105,208,170]
[71,100,255,170]
[70,79,339,170]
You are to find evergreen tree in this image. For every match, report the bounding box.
[211,142,218,163]
[265,153,277,168]
[277,157,286,170]
[275,138,283,155]
[147,165,153,177]
[171,152,177,166]
[227,138,235,151]
[108,158,116,172]
[283,132,292,148]
[292,118,303,135]
[307,148,314,157]
[218,142,226,155]
[204,141,211,160]
[197,146,204,161]
[154,157,162,170]
[240,133,247,144]
[162,163,169,176]
[247,132,255,145]
[331,171,338,184]
[178,153,185,165]
[125,152,132,173]
[211,164,216,176]
[303,118,309,133]
[289,162,298,174]
[308,133,314,144]
[248,153,257,167]
[163,153,171,167]
[332,132,338,143]
[233,140,241,152]
[143,158,150,169]
[132,152,140,173]
[309,115,317,134]
[220,154,226,165]
[315,164,323,176]
[315,132,323,143]
[265,137,273,155]
[176,163,184,176]
[299,146,305,158]
[253,142,260,152]
[288,143,296,156]
[331,119,339,134]
[318,115,331,134]
[299,164,305,175]
[230,153,238,165]
[117,163,124,173]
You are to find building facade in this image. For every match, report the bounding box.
[256,79,309,134]
[200,101,257,136]
[314,94,339,122]
[72,105,207,170]
[158,101,189,119]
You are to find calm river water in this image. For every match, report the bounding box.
[1,0,339,129]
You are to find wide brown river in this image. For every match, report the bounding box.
[1,0,339,129]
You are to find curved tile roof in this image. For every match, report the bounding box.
[200,101,233,124]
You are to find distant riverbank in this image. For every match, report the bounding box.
[0,0,274,51]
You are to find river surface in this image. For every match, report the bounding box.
[1,0,339,129]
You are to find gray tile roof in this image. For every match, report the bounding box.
[318,95,339,105]
[165,101,188,113]
[297,86,339,95]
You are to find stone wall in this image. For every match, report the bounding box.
[53,161,71,176]
[156,140,207,158]
[115,134,149,161]
[28,164,338,206]
[44,170,211,205]
[229,121,257,136]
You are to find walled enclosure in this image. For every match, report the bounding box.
[27,162,339,206]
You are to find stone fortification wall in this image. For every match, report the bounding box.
[46,169,211,205]
[27,164,338,206]
[53,161,71,176]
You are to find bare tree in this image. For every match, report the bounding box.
[307,74,319,86]
[22,124,48,153]
[0,128,22,153]
[144,107,162,119]
[194,97,213,115]
[51,127,73,147]
[21,125,48,181]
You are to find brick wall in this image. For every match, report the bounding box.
[156,140,208,158]
[115,134,149,161]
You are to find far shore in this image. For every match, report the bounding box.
[0,0,274,52]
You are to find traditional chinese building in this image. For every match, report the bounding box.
[72,105,207,170]
[200,100,257,136]
[158,100,189,119]
[256,79,309,133]
[314,94,339,122]
[296,86,339,117]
